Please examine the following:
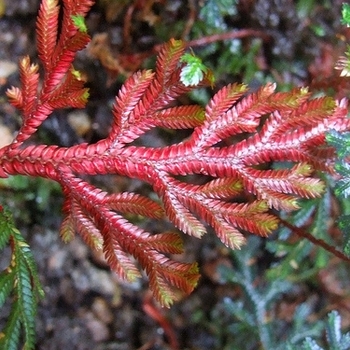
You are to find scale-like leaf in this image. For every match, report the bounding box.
[103,192,164,219]
[36,0,60,72]
[145,232,184,254]
[152,105,206,129]
[0,269,14,309]
[0,300,21,350]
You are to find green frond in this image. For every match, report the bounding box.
[0,300,21,350]
[14,236,44,300]
[341,3,350,26]
[326,130,350,158]
[0,269,14,309]
[0,212,12,250]
[71,15,87,33]
[339,214,350,255]
[180,52,212,86]
[13,257,36,348]
[326,311,350,349]
[301,338,323,350]
[296,311,350,350]
[0,208,44,350]
[334,163,350,198]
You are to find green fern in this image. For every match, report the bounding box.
[212,237,324,349]
[294,311,350,350]
[341,3,350,26]
[0,208,44,350]
[326,130,350,256]
[180,51,214,86]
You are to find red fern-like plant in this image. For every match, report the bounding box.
[2,0,350,307]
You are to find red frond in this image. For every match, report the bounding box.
[195,178,243,199]
[147,256,199,307]
[4,29,350,309]
[267,86,310,109]
[145,232,184,254]
[155,39,185,86]
[18,56,39,119]
[205,83,248,122]
[148,271,179,308]
[71,201,104,251]
[108,70,155,144]
[59,213,75,243]
[43,33,90,96]
[152,105,206,129]
[161,190,206,238]
[228,212,279,237]
[240,165,324,200]
[211,218,246,249]
[103,230,142,282]
[5,87,23,110]
[191,83,279,148]
[47,67,87,106]
[102,192,164,219]
[49,88,90,109]
[158,259,199,295]
[36,0,60,72]
[67,0,95,18]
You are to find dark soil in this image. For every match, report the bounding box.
[0,1,346,349]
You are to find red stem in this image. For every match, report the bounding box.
[279,218,350,262]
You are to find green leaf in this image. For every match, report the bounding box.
[71,14,87,33]
[326,311,350,350]
[180,52,214,86]
[0,269,14,309]
[0,208,44,350]
[0,300,22,350]
[0,208,14,250]
[341,3,350,26]
[301,338,323,350]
